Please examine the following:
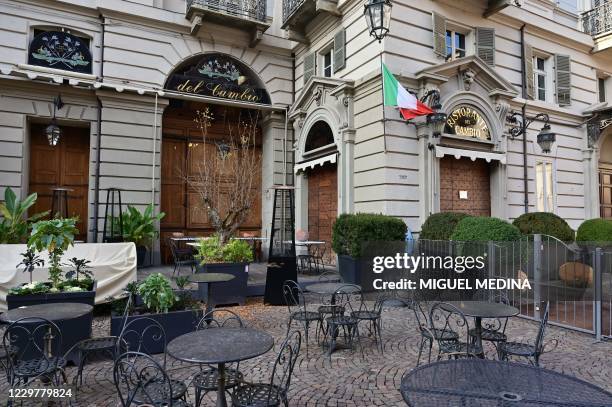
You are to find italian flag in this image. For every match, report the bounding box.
[382,63,433,120]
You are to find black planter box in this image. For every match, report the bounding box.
[5,286,95,364]
[110,308,202,355]
[264,256,297,305]
[197,262,249,306]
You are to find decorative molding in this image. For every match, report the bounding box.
[462,68,477,91]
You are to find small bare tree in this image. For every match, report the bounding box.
[186,107,261,245]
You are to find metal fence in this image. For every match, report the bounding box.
[187,0,267,23]
[415,237,612,340]
[282,0,306,24]
[582,1,612,37]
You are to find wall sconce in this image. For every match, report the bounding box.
[45,95,64,146]
[421,89,446,137]
[364,0,392,42]
[506,111,556,153]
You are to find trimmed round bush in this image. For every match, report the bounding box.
[419,212,471,240]
[576,218,612,245]
[512,212,574,242]
[332,213,407,258]
[450,216,522,242]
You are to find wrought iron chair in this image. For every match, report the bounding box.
[499,302,556,367]
[468,291,510,356]
[309,272,343,341]
[117,317,188,402]
[282,280,322,357]
[72,294,133,387]
[350,292,389,354]
[429,302,482,360]
[192,309,245,407]
[231,330,301,407]
[3,317,68,390]
[169,238,196,277]
[114,351,188,407]
[409,300,458,366]
[310,244,327,274]
[323,284,363,358]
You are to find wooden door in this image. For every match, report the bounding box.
[307,162,337,262]
[29,123,90,241]
[600,165,612,219]
[440,156,491,216]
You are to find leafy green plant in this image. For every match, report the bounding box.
[137,273,176,314]
[420,212,471,240]
[17,249,45,283]
[120,204,165,248]
[28,217,79,289]
[450,216,522,242]
[64,257,93,281]
[332,213,407,258]
[8,281,50,296]
[194,235,253,264]
[174,276,190,290]
[576,218,612,246]
[512,212,574,242]
[0,187,48,243]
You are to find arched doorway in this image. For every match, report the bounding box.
[599,132,612,218]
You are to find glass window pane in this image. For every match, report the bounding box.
[545,163,554,212]
[456,33,465,50]
[536,58,545,71]
[538,89,546,101]
[537,74,545,87]
[536,162,544,211]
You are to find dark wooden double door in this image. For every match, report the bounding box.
[28,123,90,241]
[307,162,337,262]
[440,156,491,217]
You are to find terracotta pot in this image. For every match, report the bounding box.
[559,262,593,287]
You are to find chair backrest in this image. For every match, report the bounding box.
[196,308,244,330]
[282,280,305,314]
[116,294,133,338]
[332,284,363,315]
[429,302,470,346]
[317,271,337,283]
[3,317,62,380]
[113,351,173,407]
[535,301,550,353]
[409,300,430,330]
[118,317,167,365]
[267,330,301,405]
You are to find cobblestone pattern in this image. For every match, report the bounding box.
[1,298,610,406]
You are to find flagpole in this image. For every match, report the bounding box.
[380,52,387,154]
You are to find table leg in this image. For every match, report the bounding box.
[216,362,227,407]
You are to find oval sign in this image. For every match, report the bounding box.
[444,106,490,140]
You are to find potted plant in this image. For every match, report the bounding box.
[119,204,165,268]
[0,187,48,243]
[194,235,253,306]
[110,273,201,354]
[332,213,407,291]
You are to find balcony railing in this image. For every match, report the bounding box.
[582,1,612,37]
[282,0,306,23]
[187,0,267,23]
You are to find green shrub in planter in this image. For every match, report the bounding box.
[512,212,574,242]
[451,216,521,242]
[332,213,407,258]
[576,218,612,246]
[195,235,253,264]
[137,273,176,314]
[420,212,471,240]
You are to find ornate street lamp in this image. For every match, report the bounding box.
[45,95,64,146]
[506,111,556,153]
[364,0,392,42]
[421,89,446,137]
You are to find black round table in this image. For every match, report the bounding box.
[400,359,612,406]
[188,273,235,315]
[167,327,274,407]
[305,282,361,296]
[449,301,518,354]
[0,303,93,323]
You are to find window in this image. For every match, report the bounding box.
[446,30,466,61]
[535,161,555,212]
[534,56,547,102]
[598,77,606,103]
[321,49,333,77]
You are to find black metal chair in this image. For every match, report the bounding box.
[114,351,189,407]
[169,238,196,277]
[282,280,322,357]
[429,302,482,360]
[499,302,555,367]
[117,317,188,402]
[350,293,388,354]
[409,300,458,366]
[468,291,510,356]
[323,284,363,359]
[231,330,301,407]
[192,309,245,407]
[73,294,133,387]
[3,317,68,389]
[310,244,327,274]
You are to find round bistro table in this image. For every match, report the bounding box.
[0,303,93,323]
[400,359,612,406]
[449,301,519,355]
[167,327,274,407]
[305,282,361,296]
[188,273,235,315]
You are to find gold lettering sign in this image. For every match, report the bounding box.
[444,106,490,140]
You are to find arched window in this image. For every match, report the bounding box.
[305,121,335,153]
[29,29,92,74]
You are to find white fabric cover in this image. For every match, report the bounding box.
[0,243,137,311]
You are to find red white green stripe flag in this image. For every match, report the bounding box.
[382,63,433,120]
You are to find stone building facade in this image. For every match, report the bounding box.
[0,0,611,262]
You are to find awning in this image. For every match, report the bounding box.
[435,145,506,164]
[294,153,337,173]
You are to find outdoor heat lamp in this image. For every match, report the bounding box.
[364,0,392,42]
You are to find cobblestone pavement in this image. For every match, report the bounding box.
[1,298,610,406]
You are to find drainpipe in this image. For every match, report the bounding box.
[520,24,528,213]
[92,14,106,242]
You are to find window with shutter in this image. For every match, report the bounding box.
[475,27,495,66]
[524,43,534,100]
[432,13,446,58]
[555,54,571,106]
[333,29,346,72]
[303,52,315,85]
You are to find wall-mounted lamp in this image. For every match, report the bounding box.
[364,0,392,42]
[45,95,64,146]
[421,89,446,137]
[506,111,556,153]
